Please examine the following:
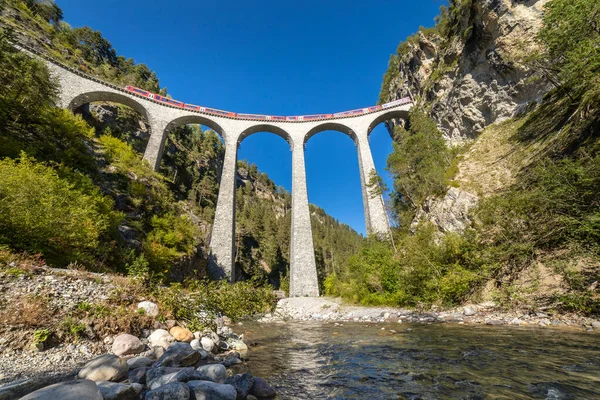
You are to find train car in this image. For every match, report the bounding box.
[302,114,333,121]
[286,116,299,121]
[237,113,269,120]
[154,94,184,108]
[204,108,237,117]
[367,105,382,112]
[333,109,365,118]
[125,85,152,98]
[184,104,202,111]
[268,116,287,121]
[381,97,411,109]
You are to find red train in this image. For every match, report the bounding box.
[124,85,411,121]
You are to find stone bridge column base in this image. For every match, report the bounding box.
[356,135,391,238]
[289,144,319,297]
[208,141,238,281]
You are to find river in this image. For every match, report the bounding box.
[232,321,600,399]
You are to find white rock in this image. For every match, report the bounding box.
[111,333,144,357]
[137,301,159,317]
[103,335,114,345]
[200,337,215,353]
[148,329,175,350]
[190,338,202,350]
[78,355,128,382]
[463,306,477,316]
[228,339,248,353]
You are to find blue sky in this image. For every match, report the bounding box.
[57,0,444,235]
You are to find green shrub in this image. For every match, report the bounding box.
[143,213,198,274]
[328,226,485,307]
[33,328,51,344]
[60,317,86,340]
[0,154,120,265]
[157,280,275,330]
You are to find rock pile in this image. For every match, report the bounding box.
[5,322,276,400]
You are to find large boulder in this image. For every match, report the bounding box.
[128,367,147,384]
[169,326,194,343]
[144,382,189,400]
[196,364,227,384]
[112,334,145,357]
[127,356,154,370]
[148,329,175,350]
[19,380,102,400]
[250,377,276,399]
[137,301,159,317]
[95,381,142,400]
[78,355,128,382]
[187,381,236,400]
[146,367,211,390]
[225,374,254,400]
[154,342,201,367]
[0,379,34,400]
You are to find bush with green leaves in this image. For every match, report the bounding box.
[325,227,484,307]
[142,213,198,274]
[0,154,120,265]
[157,280,275,330]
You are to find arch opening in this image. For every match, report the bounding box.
[68,91,150,121]
[165,115,225,141]
[75,101,151,155]
[235,132,293,288]
[365,114,407,231]
[304,130,365,291]
[367,109,410,136]
[304,122,357,146]
[157,123,226,243]
[238,124,292,149]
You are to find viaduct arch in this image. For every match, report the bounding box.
[17,43,412,297]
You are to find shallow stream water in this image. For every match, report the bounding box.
[233,322,600,399]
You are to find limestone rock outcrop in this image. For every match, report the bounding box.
[411,187,479,234]
[382,0,552,144]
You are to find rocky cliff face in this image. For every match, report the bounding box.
[380,0,555,234]
[383,0,551,145]
[411,187,479,234]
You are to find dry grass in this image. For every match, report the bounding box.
[0,293,52,327]
[455,118,540,196]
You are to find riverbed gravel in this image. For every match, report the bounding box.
[267,297,599,330]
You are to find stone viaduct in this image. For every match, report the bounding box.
[16,43,412,297]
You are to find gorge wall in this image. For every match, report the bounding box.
[381,0,551,145]
[379,0,554,233]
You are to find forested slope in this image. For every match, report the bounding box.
[0,0,363,292]
[327,0,600,314]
